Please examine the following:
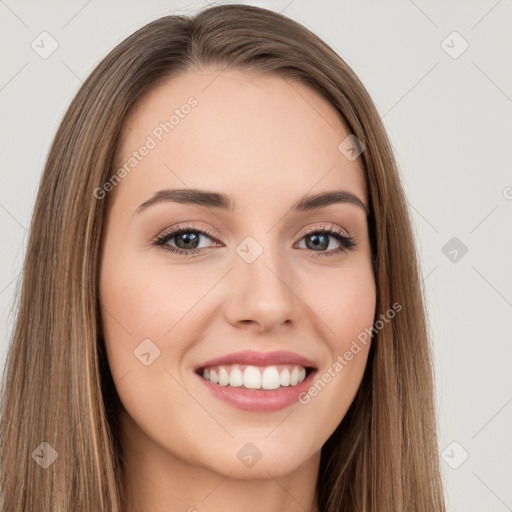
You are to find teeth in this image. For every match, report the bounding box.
[280,368,290,386]
[200,364,308,389]
[218,367,229,386]
[229,367,244,387]
[244,366,261,389]
[261,366,280,390]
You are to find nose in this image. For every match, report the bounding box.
[224,245,297,333]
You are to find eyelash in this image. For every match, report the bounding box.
[153,224,357,258]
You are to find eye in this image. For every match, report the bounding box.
[153,224,357,257]
[296,225,356,257]
[153,225,220,256]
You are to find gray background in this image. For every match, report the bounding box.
[1,0,511,510]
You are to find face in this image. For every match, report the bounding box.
[99,67,376,480]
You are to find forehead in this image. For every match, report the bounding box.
[111,68,366,209]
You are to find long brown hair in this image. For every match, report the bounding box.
[0,4,446,511]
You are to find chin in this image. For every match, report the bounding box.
[194,435,318,480]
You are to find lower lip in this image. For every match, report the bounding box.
[195,370,317,412]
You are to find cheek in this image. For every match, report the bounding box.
[306,259,376,350]
[99,250,212,343]
[98,246,173,382]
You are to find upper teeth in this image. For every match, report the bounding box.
[202,364,307,390]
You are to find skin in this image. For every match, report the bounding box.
[99,67,376,512]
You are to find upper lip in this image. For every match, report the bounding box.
[194,350,317,372]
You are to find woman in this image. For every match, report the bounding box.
[0,4,446,511]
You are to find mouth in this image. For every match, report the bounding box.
[193,350,318,412]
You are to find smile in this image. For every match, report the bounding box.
[194,350,318,412]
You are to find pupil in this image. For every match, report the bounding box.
[308,234,327,251]
[177,232,199,249]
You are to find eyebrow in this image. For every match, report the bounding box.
[135,188,369,215]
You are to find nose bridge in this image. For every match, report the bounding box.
[237,231,292,297]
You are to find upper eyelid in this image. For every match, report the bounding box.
[301,224,351,237]
[156,224,219,242]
